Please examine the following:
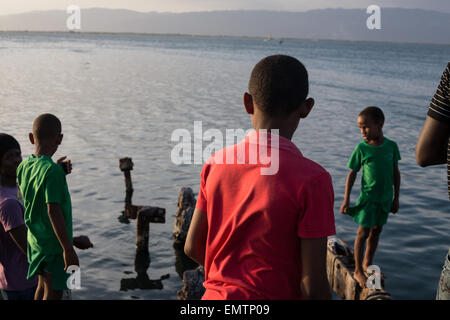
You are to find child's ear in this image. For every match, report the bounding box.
[243,92,254,115]
[29,133,35,145]
[57,134,63,145]
[299,98,314,119]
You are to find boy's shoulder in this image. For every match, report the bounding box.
[354,137,399,150]
[383,137,399,147]
[203,138,330,182]
[348,141,366,156]
[273,140,332,183]
[294,154,332,181]
[18,155,63,177]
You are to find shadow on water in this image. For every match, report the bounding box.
[173,241,199,280]
[120,248,170,292]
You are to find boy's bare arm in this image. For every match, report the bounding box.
[184,208,208,266]
[8,225,28,256]
[340,169,357,214]
[392,164,401,213]
[47,203,79,269]
[416,115,449,167]
[300,237,331,300]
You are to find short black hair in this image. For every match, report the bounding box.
[248,55,309,117]
[359,106,385,125]
[0,133,20,166]
[33,113,62,141]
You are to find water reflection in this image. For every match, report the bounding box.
[120,249,170,291]
[173,241,198,279]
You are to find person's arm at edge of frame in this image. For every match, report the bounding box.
[184,208,208,266]
[47,202,79,269]
[340,169,357,214]
[416,115,449,167]
[8,224,28,256]
[391,164,400,214]
[300,237,331,300]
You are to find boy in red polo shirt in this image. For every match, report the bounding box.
[185,55,336,300]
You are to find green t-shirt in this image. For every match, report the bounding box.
[347,137,401,204]
[17,155,73,255]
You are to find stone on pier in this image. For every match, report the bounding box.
[173,187,196,245]
[177,266,205,300]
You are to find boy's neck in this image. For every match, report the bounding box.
[253,117,296,141]
[367,134,384,146]
[34,145,56,157]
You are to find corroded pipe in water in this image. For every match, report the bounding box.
[119,157,134,206]
[118,157,166,252]
[136,206,166,251]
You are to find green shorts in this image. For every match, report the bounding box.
[27,247,69,291]
[347,197,390,229]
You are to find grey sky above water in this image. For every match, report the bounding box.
[1,0,450,15]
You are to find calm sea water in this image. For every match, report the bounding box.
[0,32,449,300]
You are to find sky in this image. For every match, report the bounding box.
[1,0,450,16]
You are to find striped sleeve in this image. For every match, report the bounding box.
[428,62,450,122]
[427,63,450,199]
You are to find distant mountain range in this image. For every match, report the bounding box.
[1,8,450,44]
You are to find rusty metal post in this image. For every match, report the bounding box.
[118,158,166,251]
[119,158,134,223]
[136,206,165,252]
[119,158,134,205]
[117,157,168,292]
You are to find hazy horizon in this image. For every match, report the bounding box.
[2,7,450,45]
[2,6,450,16]
[1,0,450,16]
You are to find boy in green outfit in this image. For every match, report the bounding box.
[17,114,93,300]
[340,106,401,288]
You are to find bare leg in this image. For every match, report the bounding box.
[41,272,63,300]
[354,226,370,288]
[34,274,45,300]
[363,225,382,271]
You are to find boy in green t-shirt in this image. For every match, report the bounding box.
[340,106,401,288]
[17,114,93,300]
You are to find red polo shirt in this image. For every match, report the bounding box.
[196,130,336,300]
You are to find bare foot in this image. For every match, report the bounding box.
[353,271,367,288]
[363,267,386,279]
